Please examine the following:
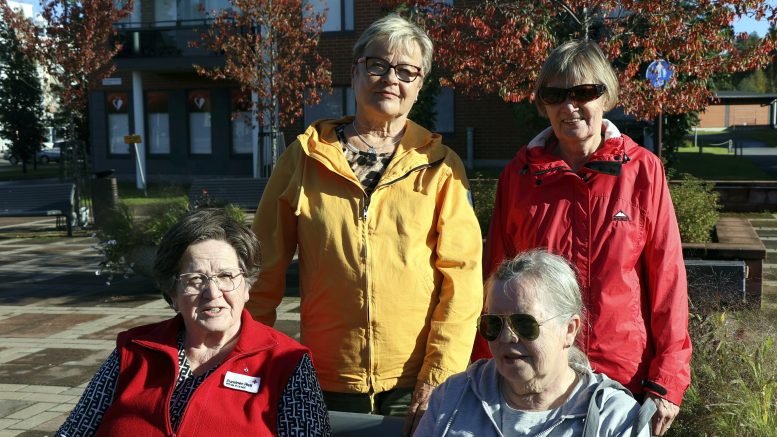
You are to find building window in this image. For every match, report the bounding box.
[154,0,177,23]
[188,90,212,154]
[434,87,454,133]
[107,92,130,155]
[304,87,355,126]
[231,90,252,154]
[180,0,231,21]
[308,0,354,32]
[147,91,170,154]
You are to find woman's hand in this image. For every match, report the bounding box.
[647,393,679,436]
[402,381,434,437]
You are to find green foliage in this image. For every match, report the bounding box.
[408,73,441,131]
[511,102,549,146]
[95,199,247,282]
[668,173,721,243]
[662,112,700,168]
[469,179,497,237]
[671,311,777,436]
[0,9,45,173]
[738,69,770,93]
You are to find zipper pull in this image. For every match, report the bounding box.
[362,197,368,220]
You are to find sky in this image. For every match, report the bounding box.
[8,0,776,36]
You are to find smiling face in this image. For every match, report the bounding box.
[487,278,577,395]
[352,38,424,123]
[543,76,605,152]
[171,239,248,341]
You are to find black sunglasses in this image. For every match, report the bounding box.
[477,313,562,341]
[537,84,606,105]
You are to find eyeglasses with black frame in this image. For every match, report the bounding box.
[356,57,423,83]
[477,313,563,341]
[176,270,245,296]
[537,84,606,105]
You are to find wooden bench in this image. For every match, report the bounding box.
[0,182,76,236]
[188,177,269,211]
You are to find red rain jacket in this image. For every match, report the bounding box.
[474,121,691,405]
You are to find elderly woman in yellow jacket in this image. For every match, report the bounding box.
[248,13,482,436]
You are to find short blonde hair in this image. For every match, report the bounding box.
[352,14,433,76]
[534,40,619,117]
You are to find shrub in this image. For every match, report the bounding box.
[469,178,497,237]
[95,199,246,282]
[669,173,721,243]
[670,310,777,436]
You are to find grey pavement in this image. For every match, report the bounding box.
[0,213,775,436]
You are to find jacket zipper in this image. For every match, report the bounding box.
[359,160,440,400]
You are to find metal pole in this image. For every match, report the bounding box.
[657,112,663,160]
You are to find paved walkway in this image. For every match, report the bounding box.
[0,213,775,436]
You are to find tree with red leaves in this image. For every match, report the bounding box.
[0,0,134,147]
[191,0,332,174]
[386,0,776,121]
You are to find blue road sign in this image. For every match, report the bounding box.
[646,59,673,89]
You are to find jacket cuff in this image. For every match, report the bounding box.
[643,379,685,405]
[417,363,455,387]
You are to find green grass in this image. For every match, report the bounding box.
[117,181,189,204]
[678,145,733,155]
[0,164,60,181]
[671,152,775,180]
[691,126,777,146]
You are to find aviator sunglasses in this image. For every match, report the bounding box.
[537,84,606,105]
[477,313,563,341]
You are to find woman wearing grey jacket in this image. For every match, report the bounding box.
[414,250,652,436]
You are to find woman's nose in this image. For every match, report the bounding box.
[201,278,224,299]
[498,322,519,343]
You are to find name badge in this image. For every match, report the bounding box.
[224,371,261,393]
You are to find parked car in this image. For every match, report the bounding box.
[3,147,61,165]
[37,147,61,164]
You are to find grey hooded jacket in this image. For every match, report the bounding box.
[413,359,652,437]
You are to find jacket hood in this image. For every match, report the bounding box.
[298,116,449,176]
[465,359,607,421]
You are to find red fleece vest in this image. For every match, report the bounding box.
[96,310,307,437]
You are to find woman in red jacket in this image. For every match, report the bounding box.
[56,208,331,436]
[474,40,691,436]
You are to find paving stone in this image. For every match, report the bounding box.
[0,349,108,387]
[0,314,102,338]
[29,412,68,433]
[0,401,32,421]
[0,420,21,432]
[6,403,56,420]
[79,315,172,340]
[756,229,777,237]
[7,412,61,430]
[763,239,777,249]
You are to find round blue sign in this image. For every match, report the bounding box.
[646,59,673,89]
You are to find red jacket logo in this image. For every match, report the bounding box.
[613,210,629,221]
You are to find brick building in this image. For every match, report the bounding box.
[697,91,777,130]
[90,0,523,183]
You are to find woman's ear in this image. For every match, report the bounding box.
[564,314,581,347]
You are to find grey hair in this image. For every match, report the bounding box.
[352,14,433,77]
[152,208,261,308]
[485,249,590,370]
[534,39,619,117]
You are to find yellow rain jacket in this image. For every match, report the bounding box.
[248,117,483,394]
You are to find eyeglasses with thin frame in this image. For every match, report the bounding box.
[537,84,606,105]
[356,57,423,83]
[477,313,564,341]
[176,270,244,296]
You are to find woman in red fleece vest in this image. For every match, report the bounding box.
[56,208,331,436]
